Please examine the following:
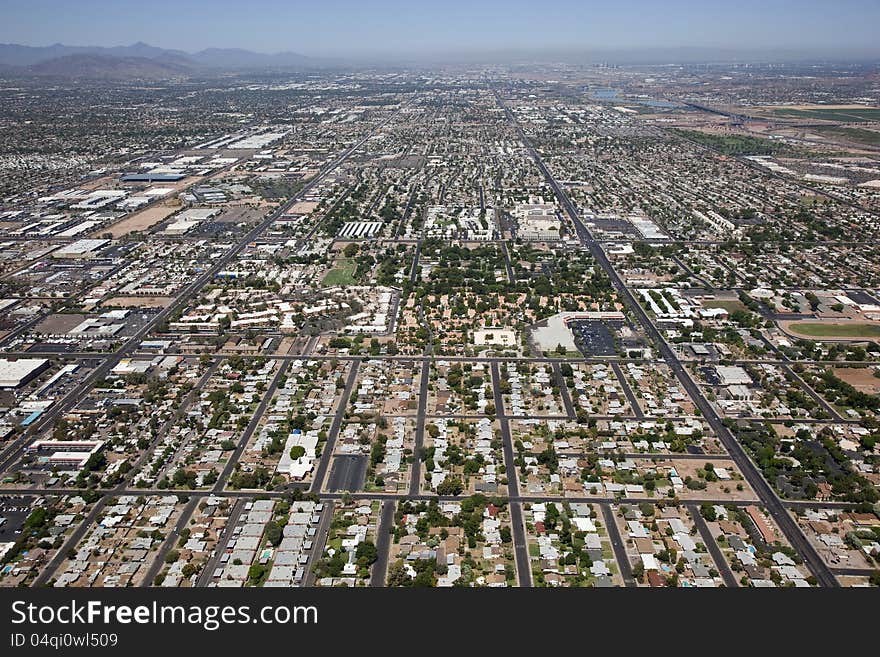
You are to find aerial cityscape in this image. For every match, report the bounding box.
[2,1,880,591]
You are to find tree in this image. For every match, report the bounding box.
[289,445,306,460]
[632,561,645,581]
[248,564,267,585]
[355,540,378,567]
[172,468,197,489]
[265,521,283,547]
[387,560,410,587]
[436,476,464,496]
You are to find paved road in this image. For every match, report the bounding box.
[600,504,635,587]
[557,451,732,461]
[310,361,360,494]
[370,500,396,587]
[610,362,644,418]
[215,360,290,491]
[196,498,246,587]
[394,184,419,239]
[33,496,108,587]
[149,359,222,484]
[670,254,712,289]
[11,348,874,369]
[28,363,224,586]
[0,111,402,479]
[831,566,876,577]
[687,504,739,588]
[500,241,516,283]
[27,361,221,586]
[491,362,531,587]
[408,360,430,496]
[142,497,198,587]
[2,486,857,511]
[302,503,334,586]
[494,87,839,588]
[409,241,422,284]
[551,361,576,419]
[782,364,845,422]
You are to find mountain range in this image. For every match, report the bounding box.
[0,41,319,78]
[3,42,877,79]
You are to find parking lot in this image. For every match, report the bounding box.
[570,319,621,356]
[0,495,34,539]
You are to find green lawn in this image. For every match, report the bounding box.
[788,322,880,338]
[322,258,358,286]
[703,299,748,314]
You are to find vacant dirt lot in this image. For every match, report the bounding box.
[833,367,880,394]
[99,205,179,238]
[286,200,319,214]
[102,296,174,308]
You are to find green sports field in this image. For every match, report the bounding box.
[787,322,880,339]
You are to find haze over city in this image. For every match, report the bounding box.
[1,0,880,633]
[1,0,880,60]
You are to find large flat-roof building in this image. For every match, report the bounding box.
[121,172,186,183]
[51,239,110,260]
[0,358,50,389]
[26,439,104,469]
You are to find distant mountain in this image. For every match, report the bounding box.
[191,47,311,69]
[0,42,316,75]
[28,54,192,80]
[0,42,187,67]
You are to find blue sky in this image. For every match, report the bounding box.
[1,0,879,56]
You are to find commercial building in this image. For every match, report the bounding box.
[0,358,50,389]
[51,239,110,260]
[26,439,104,469]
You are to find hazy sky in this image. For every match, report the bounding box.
[2,0,879,56]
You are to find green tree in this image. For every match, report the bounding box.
[437,476,464,496]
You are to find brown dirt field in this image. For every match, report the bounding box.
[79,175,117,191]
[286,200,319,214]
[833,367,880,394]
[671,459,756,501]
[100,205,179,238]
[771,423,797,439]
[102,296,174,308]
[275,337,296,355]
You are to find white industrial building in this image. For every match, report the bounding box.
[164,208,220,235]
[0,358,50,389]
[51,239,110,259]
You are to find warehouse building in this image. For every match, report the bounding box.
[0,358,50,389]
[51,239,110,260]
